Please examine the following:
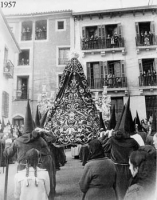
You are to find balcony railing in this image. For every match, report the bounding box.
[135,34,157,46]
[87,77,127,89]
[14,89,30,100]
[58,58,70,65]
[81,37,125,50]
[3,60,14,78]
[139,75,157,86]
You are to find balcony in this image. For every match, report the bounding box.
[81,37,125,56]
[3,60,14,78]
[14,89,30,100]
[135,35,157,53]
[87,77,127,90]
[139,75,157,87]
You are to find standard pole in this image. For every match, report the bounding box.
[4,157,9,200]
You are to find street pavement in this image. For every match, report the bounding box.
[0,149,84,200]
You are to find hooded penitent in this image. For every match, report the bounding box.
[35,105,41,128]
[99,112,106,131]
[24,100,34,134]
[40,110,48,128]
[108,104,116,130]
[114,104,125,131]
[45,57,100,145]
[118,96,135,136]
[134,111,142,131]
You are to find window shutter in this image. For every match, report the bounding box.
[99,62,103,78]
[87,62,91,80]
[117,23,122,37]
[120,60,125,77]
[101,25,106,38]
[98,25,102,38]
[82,27,86,38]
[138,59,143,75]
[154,58,157,72]
[103,61,108,78]
[150,21,155,34]
[135,22,140,35]
[17,78,22,90]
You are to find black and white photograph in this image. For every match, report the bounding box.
[0,0,157,199]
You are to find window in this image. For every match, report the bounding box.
[18,50,30,65]
[56,20,66,31]
[16,77,28,100]
[35,20,47,40]
[135,22,155,46]
[21,21,32,41]
[2,91,9,118]
[58,48,70,65]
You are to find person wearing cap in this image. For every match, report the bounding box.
[103,97,139,200]
[4,101,56,200]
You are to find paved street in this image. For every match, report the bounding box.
[0,149,84,200]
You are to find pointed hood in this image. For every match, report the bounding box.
[108,105,116,130]
[135,111,142,131]
[99,111,106,131]
[24,100,34,134]
[118,96,135,135]
[40,110,48,128]
[114,104,125,131]
[35,105,41,127]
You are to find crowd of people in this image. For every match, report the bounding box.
[139,31,154,46]
[0,98,156,200]
[82,32,122,50]
[141,69,156,86]
[78,98,157,200]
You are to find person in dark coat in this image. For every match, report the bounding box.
[124,148,156,200]
[4,100,56,200]
[79,139,117,200]
[103,97,139,200]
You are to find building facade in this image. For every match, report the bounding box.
[0,9,20,126]
[73,5,157,129]
[6,10,73,126]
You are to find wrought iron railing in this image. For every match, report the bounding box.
[87,77,127,89]
[81,37,125,50]
[135,34,157,46]
[3,60,14,78]
[139,75,157,86]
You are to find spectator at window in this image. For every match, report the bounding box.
[21,83,27,99]
[140,31,144,45]
[144,31,150,46]
[106,34,111,48]
[111,35,115,47]
[147,70,152,85]
[89,35,94,49]
[22,28,26,40]
[26,59,29,65]
[21,58,25,65]
[148,31,153,45]
[42,26,46,39]
[108,73,113,88]
[142,71,146,86]
[114,32,119,47]
[26,27,31,40]
[152,69,156,85]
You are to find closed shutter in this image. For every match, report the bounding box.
[98,25,102,38]
[135,22,140,45]
[114,62,121,77]
[17,77,22,90]
[117,23,122,38]
[101,25,106,38]
[120,60,125,77]
[87,62,91,86]
[138,59,143,75]
[150,22,155,44]
[154,58,157,72]
[82,27,86,38]
[103,61,108,78]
